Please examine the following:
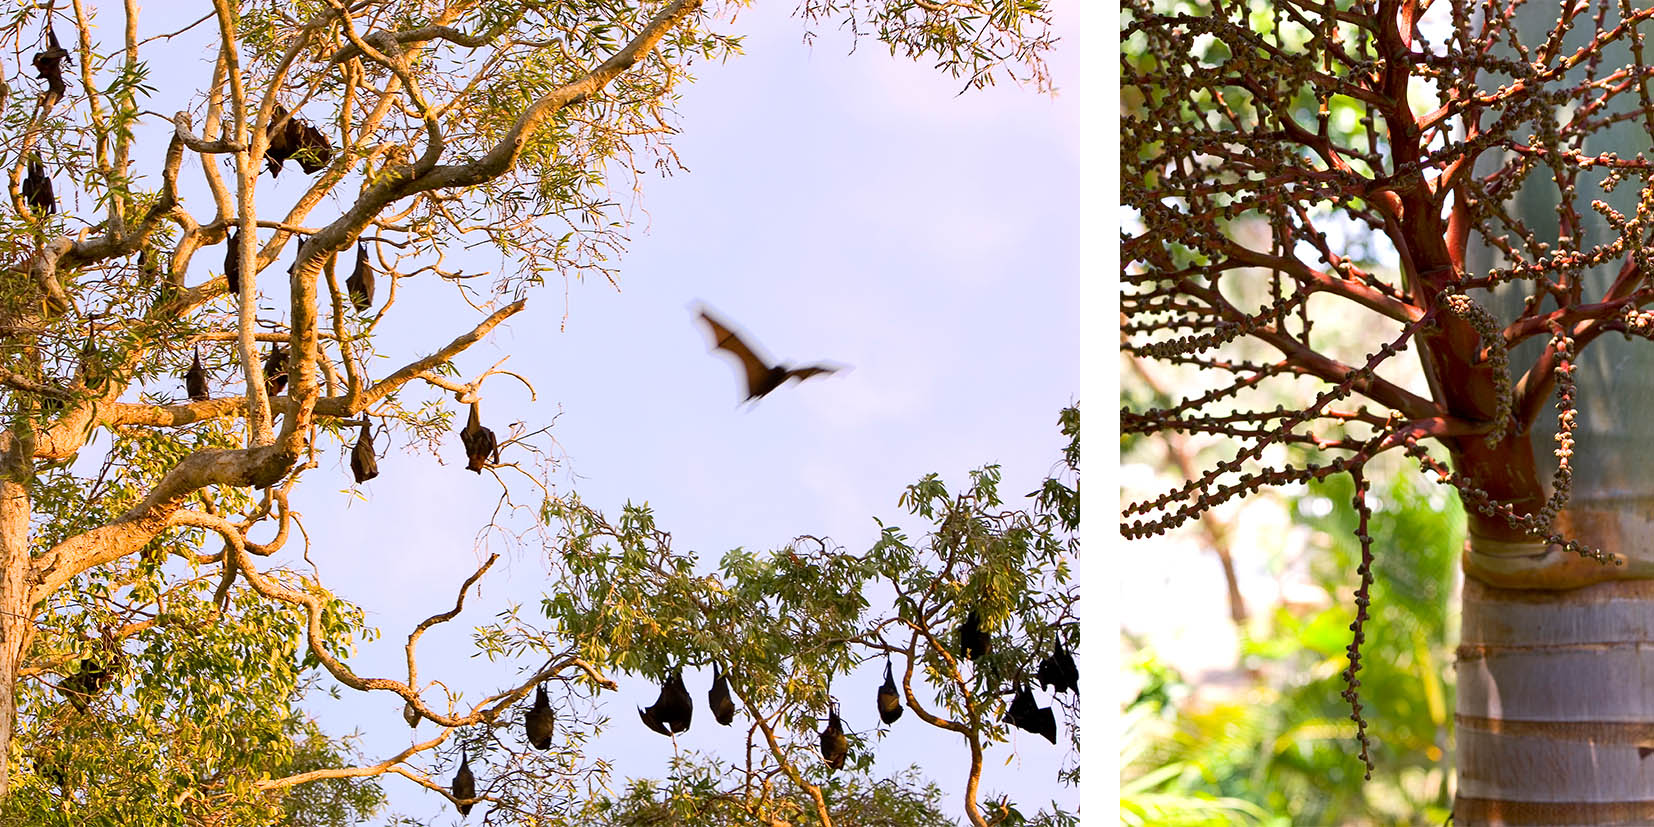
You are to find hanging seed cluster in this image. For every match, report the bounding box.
[1122,0,1654,771]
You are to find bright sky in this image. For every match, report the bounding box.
[109,0,1080,822]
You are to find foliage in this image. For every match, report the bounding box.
[576,753,950,826]
[3,580,382,826]
[1122,471,1461,826]
[0,0,1059,822]
[512,405,1081,825]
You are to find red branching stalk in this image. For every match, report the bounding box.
[1122,0,1654,767]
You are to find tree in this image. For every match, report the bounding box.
[0,0,1060,823]
[1122,0,1654,818]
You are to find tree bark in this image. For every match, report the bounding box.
[1455,514,1654,824]
[0,435,33,794]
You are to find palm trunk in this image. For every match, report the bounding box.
[1455,512,1654,824]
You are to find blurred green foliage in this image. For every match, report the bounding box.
[1121,471,1462,826]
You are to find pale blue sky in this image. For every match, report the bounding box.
[104,0,1081,821]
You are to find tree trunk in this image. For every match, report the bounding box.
[0,439,32,794]
[1455,512,1654,824]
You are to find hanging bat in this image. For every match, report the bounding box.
[1037,637,1078,697]
[293,121,333,174]
[265,105,334,176]
[223,228,242,295]
[263,345,288,399]
[819,703,848,770]
[695,308,840,401]
[877,659,903,724]
[459,401,498,473]
[22,158,55,216]
[79,315,106,394]
[57,654,118,713]
[287,234,309,281]
[346,242,374,312]
[185,347,209,402]
[32,28,69,105]
[1002,680,1057,744]
[349,420,378,483]
[638,670,693,736]
[708,663,735,726]
[264,105,302,177]
[524,683,554,750]
[958,608,990,662]
[137,247,162,284]
[450,747,476,815]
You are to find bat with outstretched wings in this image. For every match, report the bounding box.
[695,307,841,401]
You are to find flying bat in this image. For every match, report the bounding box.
[695,308,840,401]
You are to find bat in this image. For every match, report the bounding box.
[819,703,848,770]
[286,234,310,283]
[137,247,162,284]
[293,120,333,174]
[223,228,242,295]
[1037,637,1078,697]
[525,683,554,750]
[32,28,69,104]
[1002,680,1057,745]
[450,747,476,815]
[349,420,378,483]
[695,308,840,401]
[877,659,903,724]
[22,158,55,216]
[264,105,298,177]
[185,347,209,402]
[638,670,692,736]
[57,654,118,713]
[346,242,374,312]
[263,345,288,399]
[459,401,498,473]
[79,315,106,394]
[402,700,420,728]
[264,105,334,177]
[958,608,989,662]
[708,663,735,726]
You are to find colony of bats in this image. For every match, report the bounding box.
[14,25,1078,821]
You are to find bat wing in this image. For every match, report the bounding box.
[784,364,839,383]
[697,310,772,398]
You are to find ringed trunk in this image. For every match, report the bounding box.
[1456,510,1654,824]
